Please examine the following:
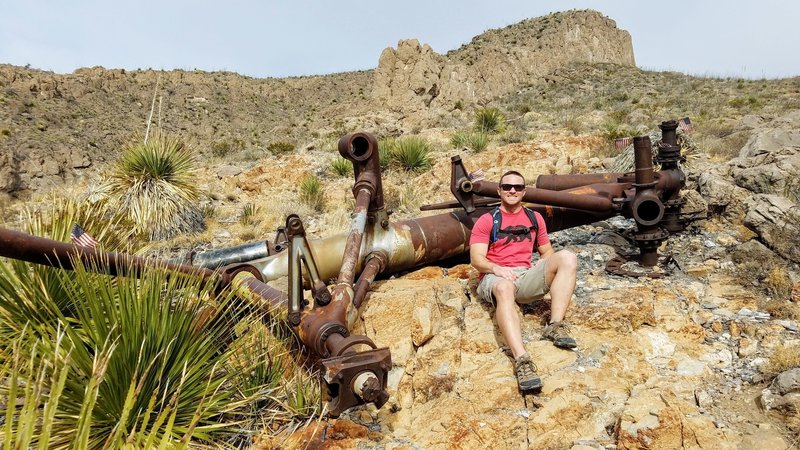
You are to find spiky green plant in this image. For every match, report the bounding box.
[467,131,490,152]
[0,200,320,448]
[378,138,396,172]
[392,136,433,173]
[329,156,353,178]
[300,175,325,212]
[240,203,260,226]
[108,133,204,240]
[474,107,506,134]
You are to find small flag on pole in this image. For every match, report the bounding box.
[70,224,100,249]
[468,168,485,182]
[678,117,693,133]
[614,137,632,150]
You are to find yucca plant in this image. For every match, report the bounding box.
[108,133,204,240]
[299,175,325,212]
[329,156,353,178]
[240,202,260,226]
[392,136,433,173]
[0,200,319,448]
[378,138,396,172]
[474,107,506,134]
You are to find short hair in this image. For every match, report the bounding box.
[499,170,525,185]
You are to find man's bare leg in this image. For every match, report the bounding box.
[545,250,578,322]
[492,280,526,358]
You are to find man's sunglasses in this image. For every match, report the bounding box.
[500,183,525,192]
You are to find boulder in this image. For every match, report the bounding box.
[743,194,800,262]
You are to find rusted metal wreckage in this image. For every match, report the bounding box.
[0,120,696,417]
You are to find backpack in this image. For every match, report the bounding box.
[489,206,539,250]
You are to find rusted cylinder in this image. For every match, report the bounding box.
[337,188,372,286]
[251,211,473,283]
[535,173,625,191]
[659,120,678,146]
[339,132,384,212]
[353,252,386,309]
[633,136,655,186]
[471,180,621,212]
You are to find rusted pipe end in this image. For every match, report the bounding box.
[339,132,378,162]
[659,120,679,146]
[632,191,665,227]
[353,371,381,403]
[633,136,655,186]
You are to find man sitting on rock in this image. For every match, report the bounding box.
[469,170,579,392]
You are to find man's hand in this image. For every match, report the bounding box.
[492,265,518,281]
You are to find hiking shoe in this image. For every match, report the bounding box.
[542,321,577,349]
[514,354,543,392]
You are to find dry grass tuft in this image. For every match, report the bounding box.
[763,342,800,376]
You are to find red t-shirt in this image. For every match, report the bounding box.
[469,208,549,268]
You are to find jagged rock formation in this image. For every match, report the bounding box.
[372,10,635,114]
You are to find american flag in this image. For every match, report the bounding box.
[468,168,485,182]
[678,117,693,133]
[70,224,100,249]
[614,137,632,150]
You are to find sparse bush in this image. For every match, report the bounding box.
[300,175,325,211]
[468,131,491,151]
[392,136,433,173]
[498,128,526,145]
[454,99,464,110]
[330,156,353,177]
[0,128,10,137]
[268,141,295,154]
[601,122,637,141]
[474,107,506,134]
[378,137,396,171]
[563,115,583,135]
[108,133,204,240]
[240,202,260,226]
[449,129,470,149]
[763,342,800,377]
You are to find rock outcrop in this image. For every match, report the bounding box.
[372,10,635,114]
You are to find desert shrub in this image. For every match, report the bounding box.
[763,342,800,377]
[449,129,470,149]
[267,141,295,154]
[0,128,10,137]
[563,115,583,135]
[330,156,353,177]
[474,107,506,134]
[601,122,637,141]
[240,202,259,226]
[378,138,396,171]
[392,136,433,173]
[211,139,243,157]
[468,131,491,151]
[108,133,204,240]
[300,175,325,211]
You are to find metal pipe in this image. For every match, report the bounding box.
[0,226,215,280]
[634,136,655,186]
[535,173,626,191]
[337,188,372,286]
[352,252,387,310]
[470,180,622,212]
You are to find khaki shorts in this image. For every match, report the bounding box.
[477,261,550,305]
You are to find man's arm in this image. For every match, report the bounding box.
[470,243,518,281]
[537,242,555,259]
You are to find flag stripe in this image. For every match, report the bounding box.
[614,137,632,150]
[678,117,693,133]
[70,224,100,249]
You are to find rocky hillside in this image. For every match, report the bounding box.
[0,9,632,203]
[373,10,634,115]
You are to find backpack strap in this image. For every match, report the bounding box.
[489,206,539,250]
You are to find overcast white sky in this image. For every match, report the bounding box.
[1,1,798,79]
